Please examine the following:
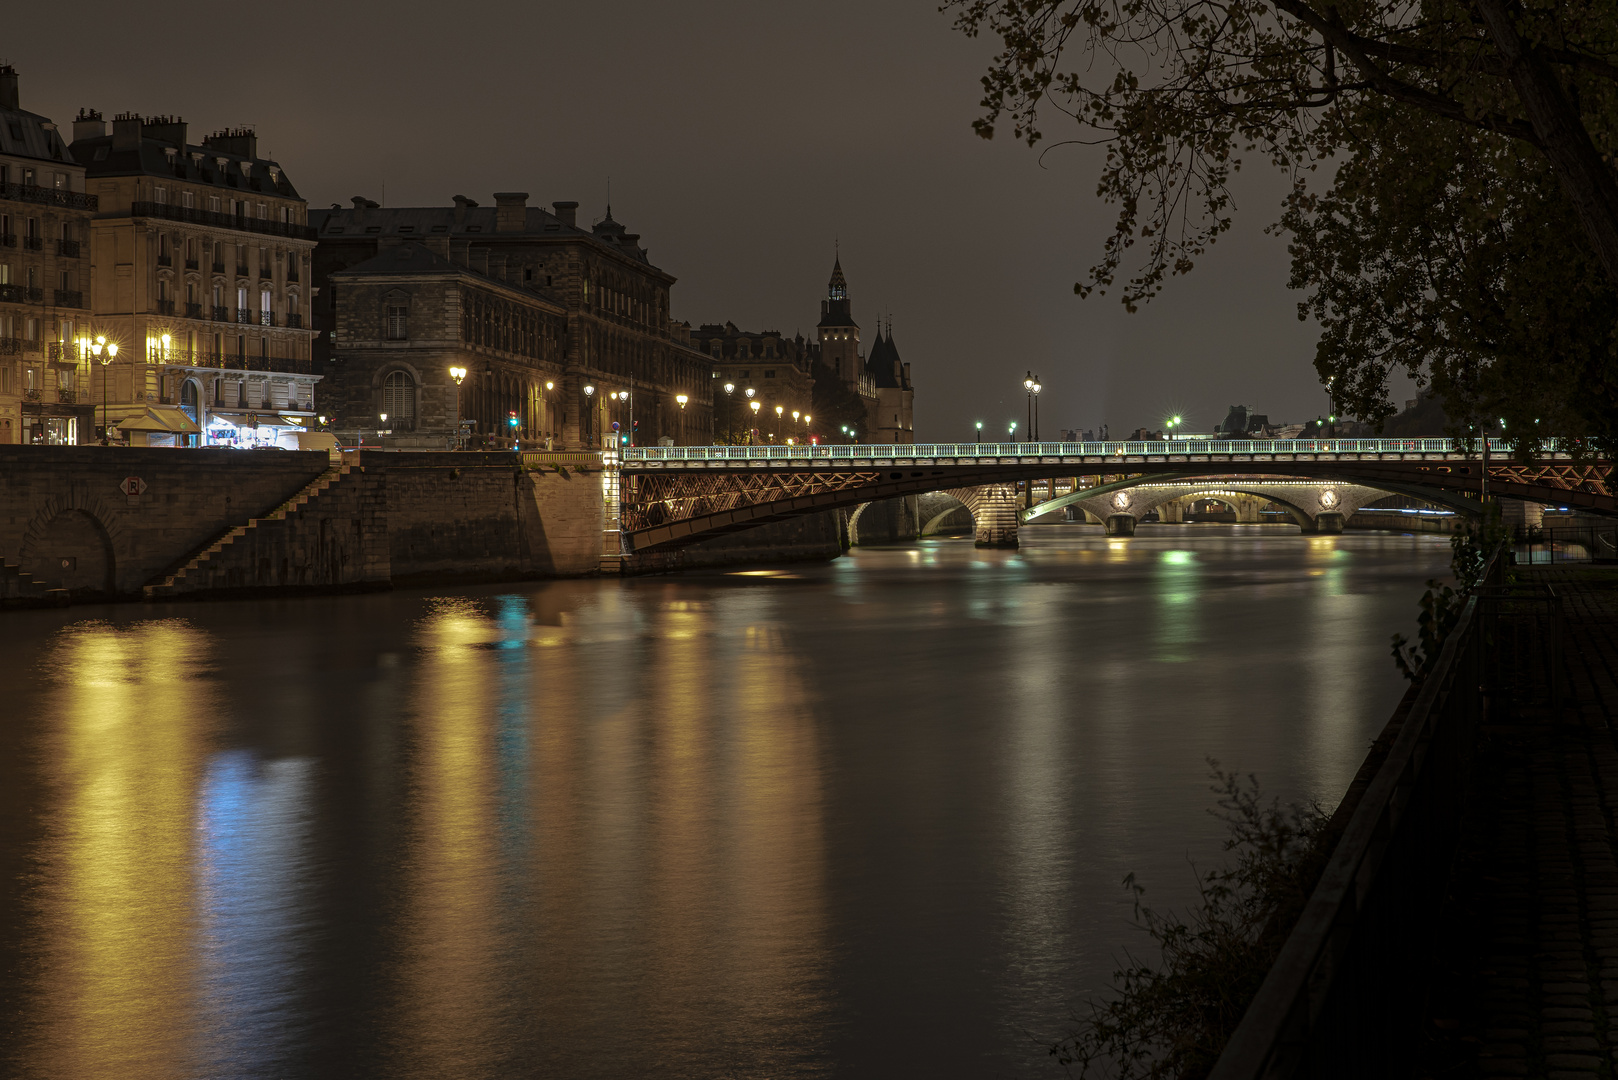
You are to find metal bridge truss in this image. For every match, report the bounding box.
[618,451,1615,553]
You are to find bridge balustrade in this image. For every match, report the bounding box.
[626,437,1521,464]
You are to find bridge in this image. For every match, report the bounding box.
[617,438,1614,552]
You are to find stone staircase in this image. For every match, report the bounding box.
[142,463,352,600]
[0,557,67,607]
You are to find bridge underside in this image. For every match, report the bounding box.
[619,460,1614,553]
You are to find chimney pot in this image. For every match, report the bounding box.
[552,200,578,227]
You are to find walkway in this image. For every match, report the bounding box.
[1419,567,1618,1078]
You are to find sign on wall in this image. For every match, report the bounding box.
[120,477,147,496]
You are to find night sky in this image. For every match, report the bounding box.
[10,0,1343,439]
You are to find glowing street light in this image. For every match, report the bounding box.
[448,366,468,449]
[91,335,118,445]
[975,420,983,444]
[748,398,761,445]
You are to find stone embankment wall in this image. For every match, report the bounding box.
[0,447,606,605]
[622,510,843,575]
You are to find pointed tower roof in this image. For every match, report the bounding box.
[828,256,848,300]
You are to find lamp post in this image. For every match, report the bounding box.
[448,366,467,449]
[583,383,596,447]
[676,393,688,446]
[1023,373,1035,443]
[1031,375,1042,441]
[975,420,983,445]
[1325,377,1335,439]
[722,382,735,444]
[774,403,784,441]
[803,413,812,443]
[91,336,118,445]
[1166,415,1181,441]
[748,398,760,444]
[1008,420,1017,445]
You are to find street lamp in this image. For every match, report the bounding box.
[448,366,467,449]
[583,383,596,447]
[1166,415,1181,441]
[975,420,983,444]
[91,336,118,445]
[1024,372,1035,443]
[1008,420,1017,443]
[721,381,735,444]
[774,403,784,441]
[1031,375,1042,441]
[748,398,761,444]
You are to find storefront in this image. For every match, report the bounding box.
[115,406,202,447]
[205,411,309,449]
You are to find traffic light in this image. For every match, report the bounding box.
[508,411,519,429]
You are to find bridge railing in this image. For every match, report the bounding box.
[1207,549,1510,1078]
[624,437,1526,463]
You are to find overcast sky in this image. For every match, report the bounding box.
[11,0,1354,438]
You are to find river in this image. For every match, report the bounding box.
[0,525,1451,1078]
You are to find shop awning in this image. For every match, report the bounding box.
[116,406,201,434]
[210,412,306,428]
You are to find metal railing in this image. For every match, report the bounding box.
[212,305,230,321]
[185,302,203,319]
[1515,524,1618,564]
[286,313,303,328]
[155,299,175,315]
[157,254,172,267]
[185,257,199,270]
[235,308,253,324]
[53,290,83,308]
[0,284,43,303]
[0,337,20,355]
[129,200,314,240]
[0,182,98,211]
[22,235,42,251]
[0,234,14,247]
[624,437,1536,464]
[212,262,225,273]
[57,239,80,257]
[1208,551,1511,1078]
[259,311,275,326]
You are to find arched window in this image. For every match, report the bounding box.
[382,370,416,430]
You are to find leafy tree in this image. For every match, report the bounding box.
[948,0,1618,443]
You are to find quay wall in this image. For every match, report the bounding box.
[0,447,607,604]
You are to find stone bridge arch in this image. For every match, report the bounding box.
[17,488,126,596]
[1028,477,1415,535]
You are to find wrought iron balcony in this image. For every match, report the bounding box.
[212,262,225,273]
[0,234,14,247]
[259,311,275,327]
[236,308,253,324]
[0,182,98,211]
[23,388,40,402]
[0,337,20,355]
[22,235,42,251]
[287,268,300,283]
[54,290,84,309]
[258,267,272,280]
[0,284,42,303]
[185,258,198,270]
[57,388,77,404]
[57,239,80,257]
[236,265,249,276]
[212,305,230,321]
[47,342,71,362]
[185,302,203,319]
[156,299,175,315]
[157,255,172,267]
[286,313,303,329]
[127,200,313,241]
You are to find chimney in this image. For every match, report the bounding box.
[141,115,187,150]
[203,127,257,160]
[453,194,475,226]
[351,195,369,224]
[112,113,143,152]
[552,200,578,227]
[494,192,528,232]
[0,66,19,112]
[72,108,106,143]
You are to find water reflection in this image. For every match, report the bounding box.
[0,528,1451,1079]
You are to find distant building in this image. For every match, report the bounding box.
[69,111,320,446]
[811,257,913,443]
[311,195,712,448]
[0,66,96,445]
[687,322,814,443]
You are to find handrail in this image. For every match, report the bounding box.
[1208,544,1506,1077]
[622,437,1540,463]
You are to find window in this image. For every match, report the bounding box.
[257,203,267,219]
[25,318,38,341]
[59,270,70,291]
[237,286,248,310]
[53,172,65,190]
[207,195,220,213]
[22,168,34,186]
[155,186,169,204]
[386,302,408,340]
[764,370,776,379]
[0,264,8,285]
[261,288,271,314]
[182,191,194,209]
[279,207,289,223]
[382,371,416,428]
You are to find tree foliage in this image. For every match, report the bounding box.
[948,0,1618,442]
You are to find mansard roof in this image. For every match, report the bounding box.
[71,118,302,200]
[310,198,664,274]
[331,242,565,310]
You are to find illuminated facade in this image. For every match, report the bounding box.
[69,112,319,446]
[0,66,96,445]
